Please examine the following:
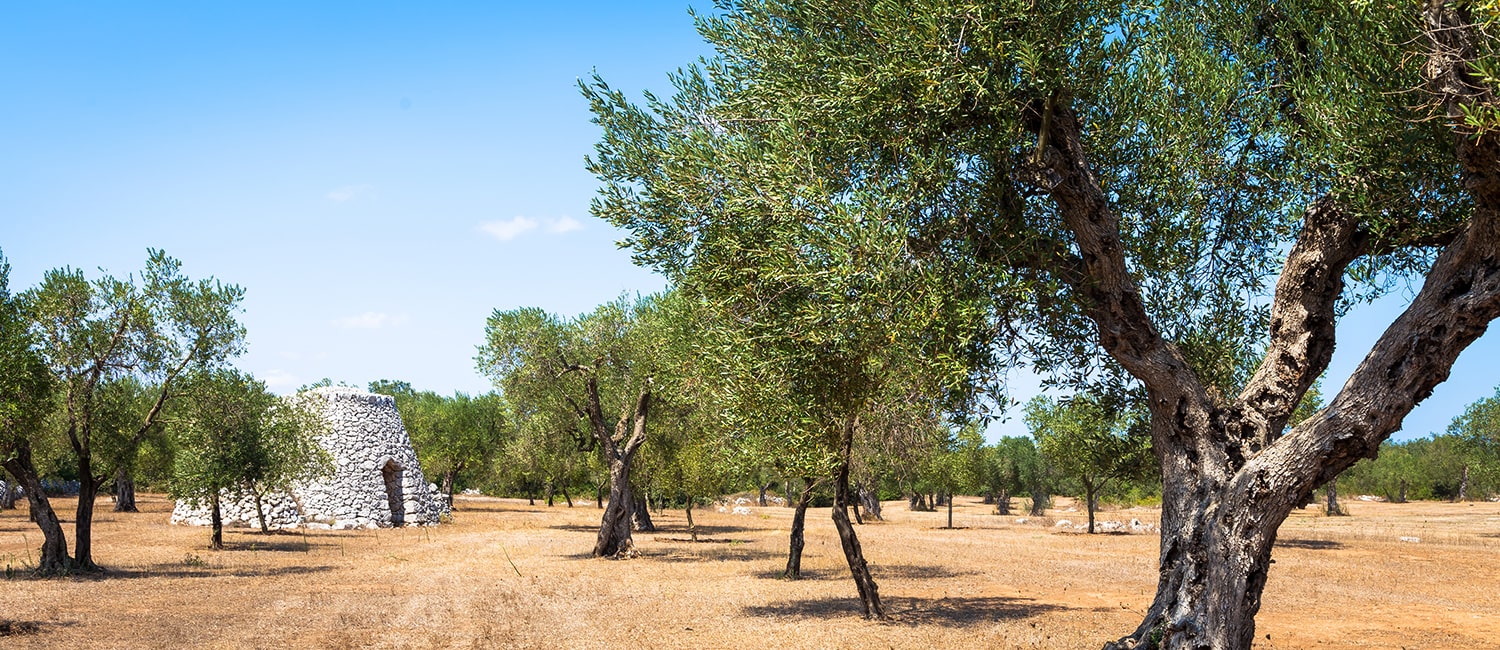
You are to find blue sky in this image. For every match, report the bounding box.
[1,2,1494,442]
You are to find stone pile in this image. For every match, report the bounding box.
[172,387,449,530]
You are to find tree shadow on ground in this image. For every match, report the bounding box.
[648,547,782,563]
[872,563,981,580]
[751,568,841,581]
[104,564,336,581]
[745,595,1068,627]
[0,620,75,637]
[1275,538,1344,550]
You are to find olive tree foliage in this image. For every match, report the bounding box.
[584,1,1500,646]
[169,369,328,548]
[477,294,681,558]
[1025,394,1152,533]
[19,250,245,571]
[0,249,71,574]
[1442,385,1500,498]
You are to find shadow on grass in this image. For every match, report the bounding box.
[751,568,842,581]
[650,547,782,563]
[1275,538,1345,550]
[745,595,1068,626]
[0,619,72,637]
[105,564,336,580]
[873,563,981,580]
[547,522,763,536]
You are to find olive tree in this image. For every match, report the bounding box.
[22,250,244,570]
[584,1,1500,645]
[169,369,328,548]
[1025,394,1152,533]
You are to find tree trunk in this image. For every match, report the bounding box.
[210,492,224,551]
[1398,480,1408,504]
[758,481,770,507]
[2,447,74,574]
[1457,464,1470,502]
[112,466,138,513]
[946,490,955,529]
[685,497,697,542]
[832,418,885,619]
[596,482,605,509]
[73,464,101,571]
[982,492,994,504]
[252,487,270,534]
[1085,481,1098,534]
[562,484,574,507]
[594,458,637,558]
[632,492,655,532]
[783,477,815,579]
[0,477,15,510]
[860,484,883,521]
[1028,487,1048,516]
[996,487,1011,515]
[1325,478,1345,517]
[858,480,870,528]
[546,481,555,507]
[442,471,455,502]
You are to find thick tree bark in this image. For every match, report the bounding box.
[631,493,656,532]
[595,458,637,557]
[1457,465,1470,502]
[996,487,1011,515]
[758,481,771,507]
[112,466,137,513]
[562,484,574,507]
[582,374,651,559]
[72,467,101,571]
[783,477,816,579]
[2,445,74,574]
[831,418,885,619]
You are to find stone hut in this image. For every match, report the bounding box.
[172,386,448,530]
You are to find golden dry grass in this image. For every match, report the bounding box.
[1,493,1497,649]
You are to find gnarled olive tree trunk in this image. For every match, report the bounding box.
[1,442,73,574]
[113,466,137,513]
[578,373,651,559]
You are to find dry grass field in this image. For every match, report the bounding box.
[2,494,1498,649]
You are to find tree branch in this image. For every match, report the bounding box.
[1235,198,1360,448]
[1033,97,1214,442]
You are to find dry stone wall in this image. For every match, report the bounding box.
[172,387,448,530]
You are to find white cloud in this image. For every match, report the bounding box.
[480,216,539,241]
[326,184,373,202]
[480,216,583,242]
[548,216,583,234]
[332,311,408,330]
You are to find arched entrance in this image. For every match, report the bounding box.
[379,457,405,526]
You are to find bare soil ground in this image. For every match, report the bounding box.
[1,494,1497,649]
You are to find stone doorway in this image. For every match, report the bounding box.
[380,458,405,526]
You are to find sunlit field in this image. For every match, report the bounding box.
[2,495,1497,649]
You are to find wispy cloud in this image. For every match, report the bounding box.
[548,216,583,234]
[326,184,373,202]
[479,216,583,242]
[480,216,539,241]
[332,311,409,330]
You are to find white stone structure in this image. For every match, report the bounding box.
[172,387,448,530]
